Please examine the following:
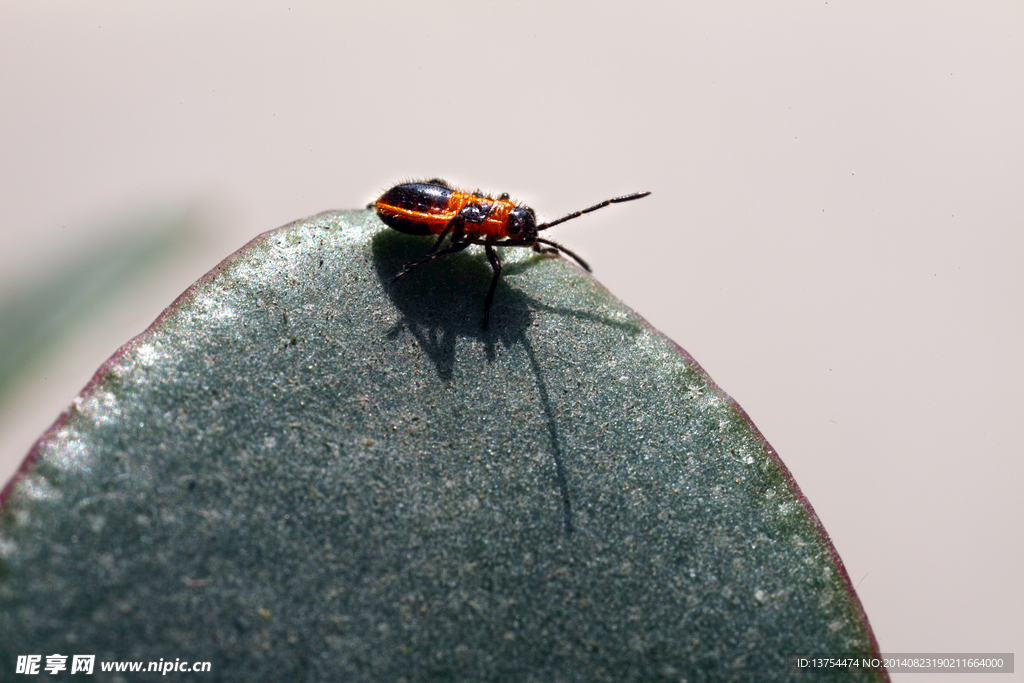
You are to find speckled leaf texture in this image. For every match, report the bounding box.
[0,211,886,682]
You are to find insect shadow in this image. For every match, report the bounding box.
[371,227,590,532]
[371,227,640,371]
[371,228,534,371]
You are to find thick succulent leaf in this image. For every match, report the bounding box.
[0,211,885,681]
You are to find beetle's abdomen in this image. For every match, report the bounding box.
[375,182,455,235]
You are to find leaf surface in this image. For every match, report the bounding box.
[0,210,885,681]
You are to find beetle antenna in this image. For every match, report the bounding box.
[534,238,592,272]
[536,191,650,231]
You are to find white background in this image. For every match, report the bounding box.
[1,3,1021,680]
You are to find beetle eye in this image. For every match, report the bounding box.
[507,208,536,239]
[506,216,522,236]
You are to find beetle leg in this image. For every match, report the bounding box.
[426,216,465,255]
[483,241,503,327]
[392,236,471,282]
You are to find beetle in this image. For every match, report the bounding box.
[375,179,650,326]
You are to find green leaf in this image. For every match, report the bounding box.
[0,210,885,681]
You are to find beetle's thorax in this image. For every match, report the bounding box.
[451,193,516,239]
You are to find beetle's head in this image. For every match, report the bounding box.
[506,206,538,242]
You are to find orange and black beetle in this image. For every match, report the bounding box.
[375,179,649,326]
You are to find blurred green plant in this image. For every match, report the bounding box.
[0,205,202,402]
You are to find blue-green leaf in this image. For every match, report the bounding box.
[0,210,885,681]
